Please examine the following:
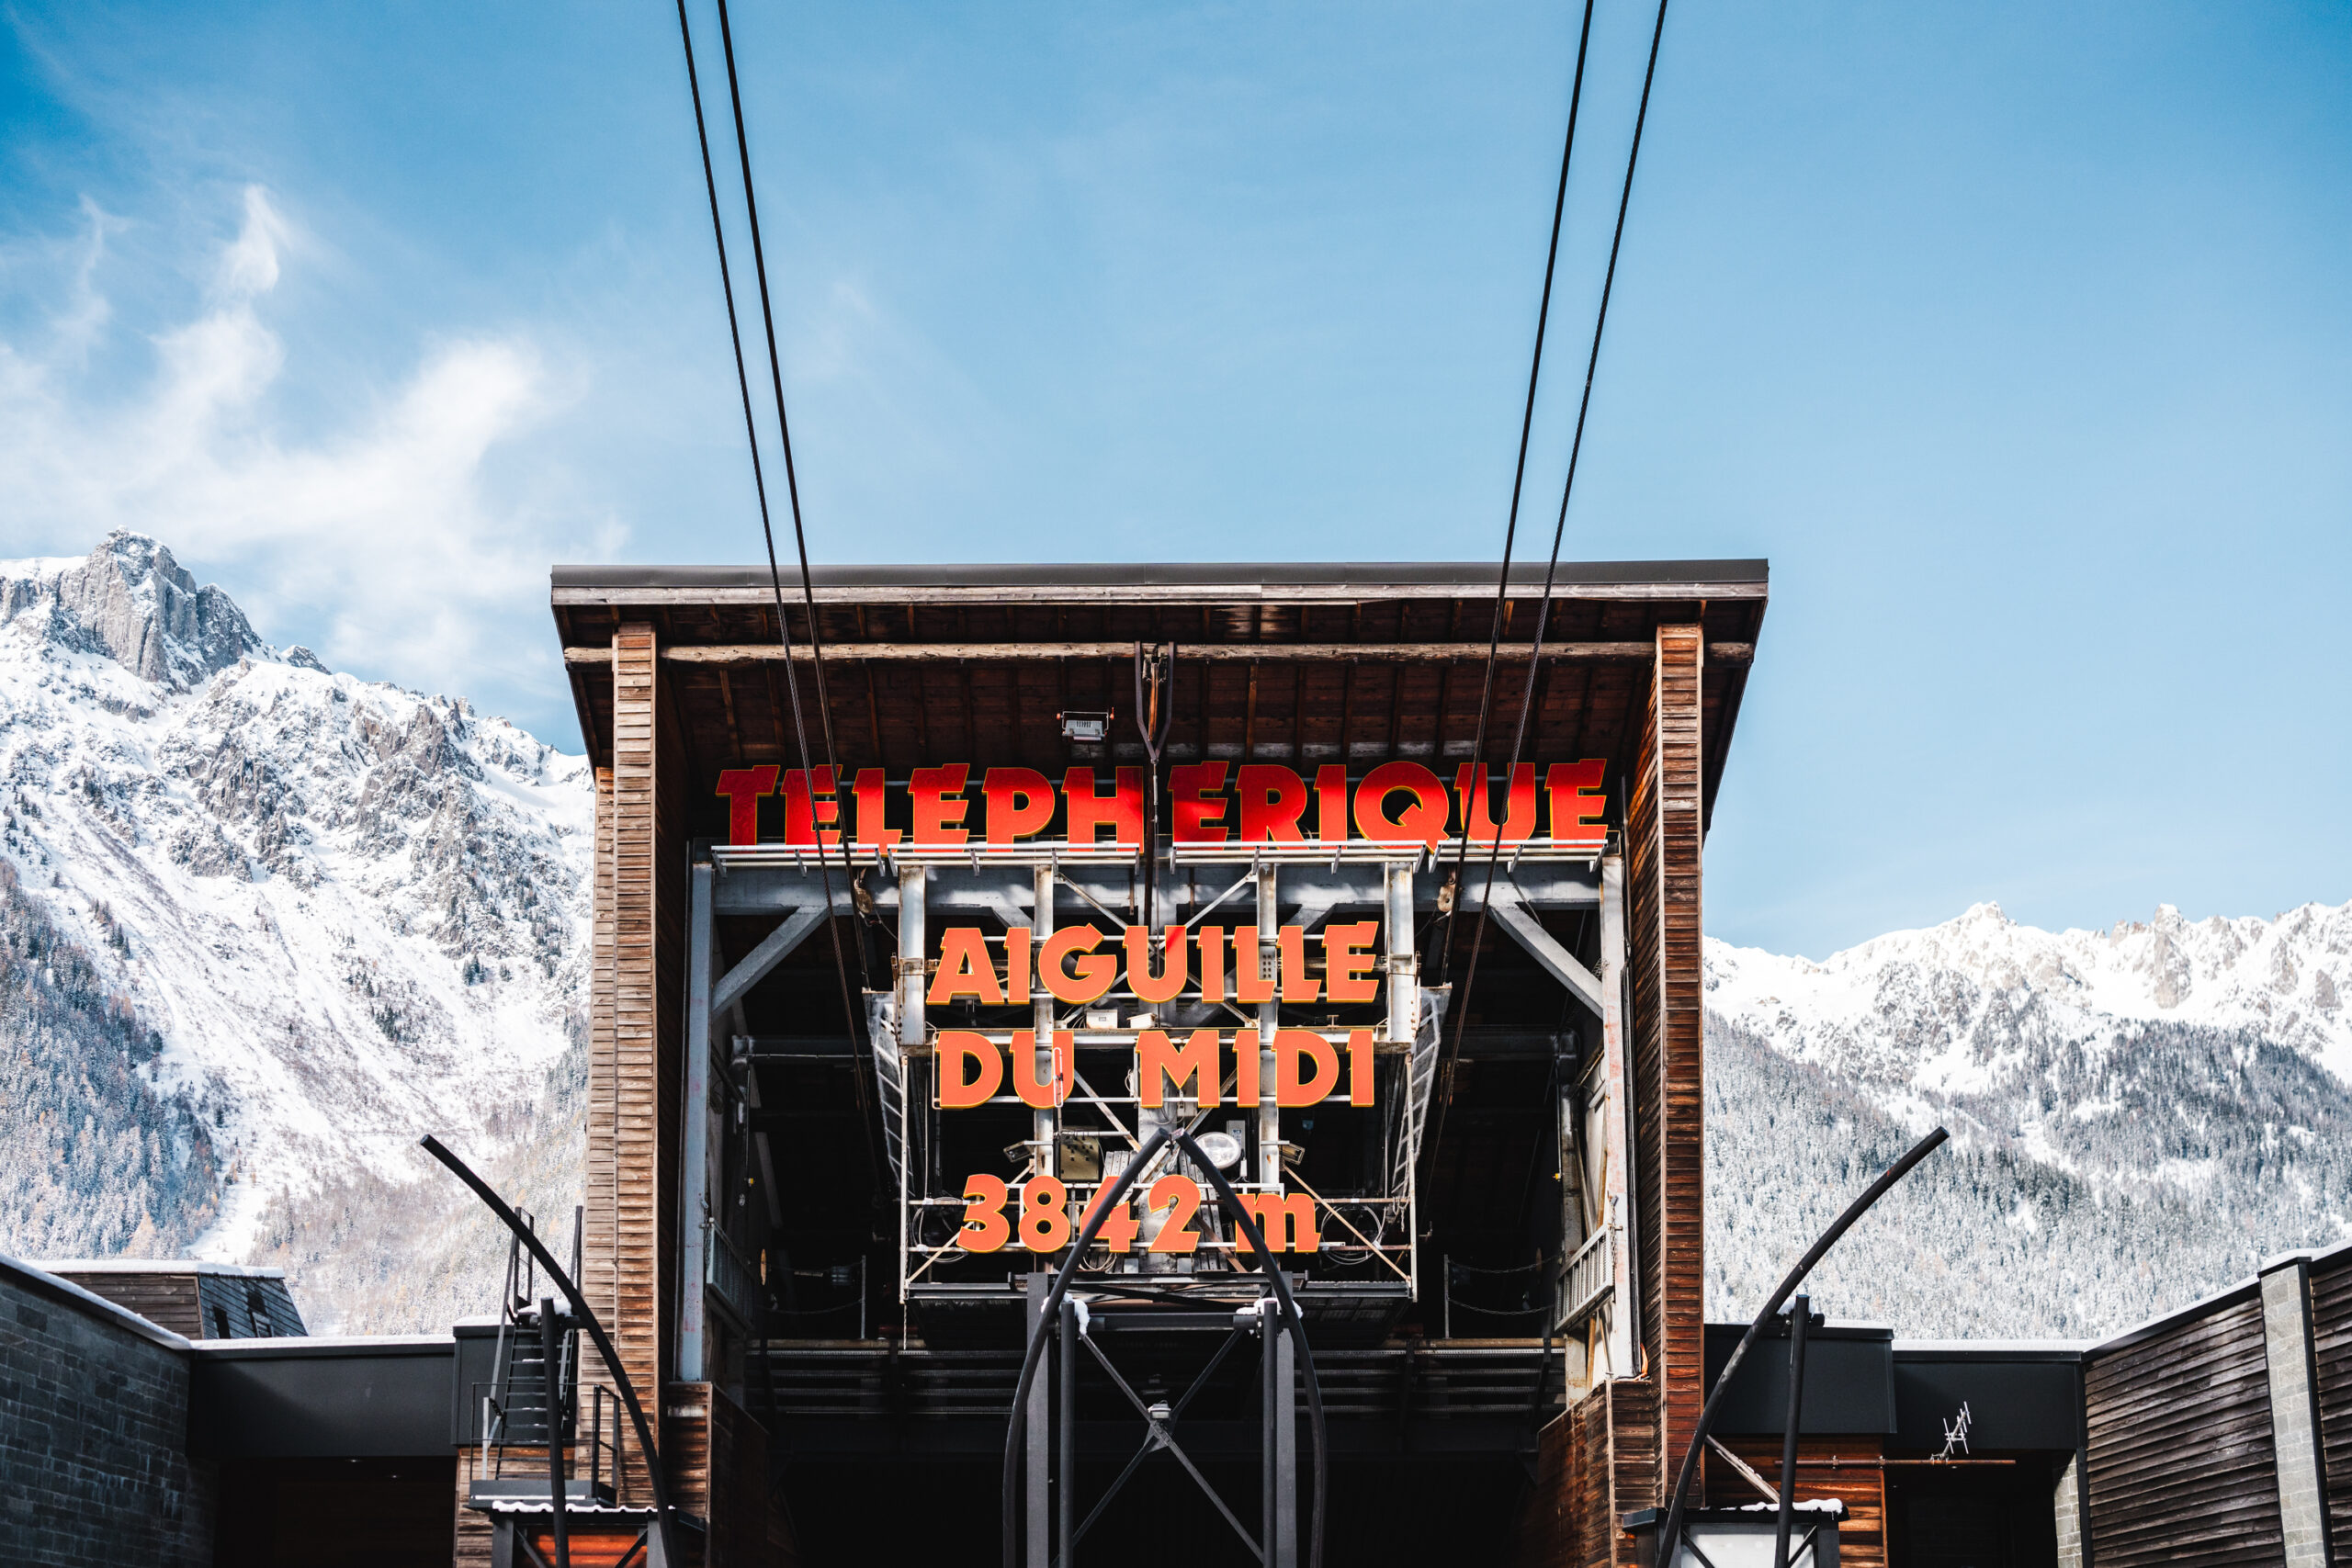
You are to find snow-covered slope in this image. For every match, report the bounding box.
[6,542,2339,1343]
[1707,903,2352,1337]
[0,533,590,1330]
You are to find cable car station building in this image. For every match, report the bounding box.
[12,559,2352,1566]
[529,558,1753,1567]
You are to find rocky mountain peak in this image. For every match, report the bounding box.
[0,530,266,689]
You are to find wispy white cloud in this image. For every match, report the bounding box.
[0,186,618,711]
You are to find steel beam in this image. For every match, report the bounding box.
[898,864,926,1049]
[679,863,715,1382]
[710,905,827,1019]
[1487,892,1605,1017]
[712,861,1599,919]
[1599,854,1636,1378]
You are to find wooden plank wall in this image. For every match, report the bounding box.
[2312,1251,2352,1553]
[2084,1291,2285,1567]
[453,1453,492,1568]
[51,1269,201,1337]
[1624,626,1705,1502]
[668,1382,780,1565]
[576,624,670,1507]
[1567,1377,1657,1568]
[1509,1414,1577,1567]
[1706,1438,1888,1568]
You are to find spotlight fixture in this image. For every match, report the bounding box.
[1193,1132,1244,1171]
[1058,710,1109,743]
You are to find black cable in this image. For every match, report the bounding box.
[1426,0,1674,1190]
[710,0,865,980]
[672,0,881,1177]
[1435,0,1599,988]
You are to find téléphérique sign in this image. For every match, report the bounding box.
[711,759,1609,849]
[718,756,1609,1258]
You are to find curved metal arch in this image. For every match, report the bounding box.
[421,1134,681,1568]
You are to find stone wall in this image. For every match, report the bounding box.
[0,1255,212,1566]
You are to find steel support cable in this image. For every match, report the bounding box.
[1434,0,1600,989]
[1657,1128,1949,1561]
[672,0,880,1176]
[1423,0,1672,1195]
[709,0,864,938]
[1001,1127,1328,1568]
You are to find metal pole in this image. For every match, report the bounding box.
[1026,1273,1051,1568]
[681,863,716,1383]
[1442,1257,1452,1342]
[1257,864,1280,1190]
[541,1298,570,1568]
[1058,1297,1077,1568]
[1033,863,1057,1179]
[1272,1299,1296,1568]
[1262,1298,1276,1563]
[1772,1293,1810,1568]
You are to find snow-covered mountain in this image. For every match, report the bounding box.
[1706,902,2352,1338]
[0,533,591,1331]
[4,539,2341,1345]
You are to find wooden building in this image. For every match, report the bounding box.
[504,557,1764,1567]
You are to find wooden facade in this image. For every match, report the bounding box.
[2319,1249,2352,1552]
[1627,623,1708,1501]
[45,1262,305,1341]
[2084,1286,2287,1566]
[543,560,1768,1566]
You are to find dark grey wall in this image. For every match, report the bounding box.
[0,1262,212,1567]
[191,1337,454,1459]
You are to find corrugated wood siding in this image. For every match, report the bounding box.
[1707,1438,1887,1568]
[2085,1292,2283,1567]
[454,1451,491,1568]
[52,1269,201,1337]
[1510,1414,1577,1567]
[2312,1253,2352,1553]
[1569,1377,1657,1568]
[705,1385,768,1568]
[575,624,669,1509]
[1625,626,1705,1499]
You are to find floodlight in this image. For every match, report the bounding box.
[1194,1132,1243,1170]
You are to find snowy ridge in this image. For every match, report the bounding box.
[1709,900,2352,1089]
[1706,901,2352,1336]
[0,534,590,1327]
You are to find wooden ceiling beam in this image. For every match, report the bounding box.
[567,639,1756,667]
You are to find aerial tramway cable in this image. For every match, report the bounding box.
[1425,0,1675,1194]
[1435,0,1599,989]
[671,0,880,1177]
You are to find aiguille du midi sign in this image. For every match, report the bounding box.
[716,759,1607,1257]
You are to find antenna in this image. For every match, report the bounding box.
[1938,1401,1974,1461]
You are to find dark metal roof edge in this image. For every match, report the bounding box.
[1703,1320,1894,1343]
[2083,1274,2264,1362]
[1889,1341,2090,1363]
[550,558,1770,592]
[189,1333,456,1359]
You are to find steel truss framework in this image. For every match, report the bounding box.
[678,836,1642,1402]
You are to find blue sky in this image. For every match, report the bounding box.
[1,1,2346,957]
